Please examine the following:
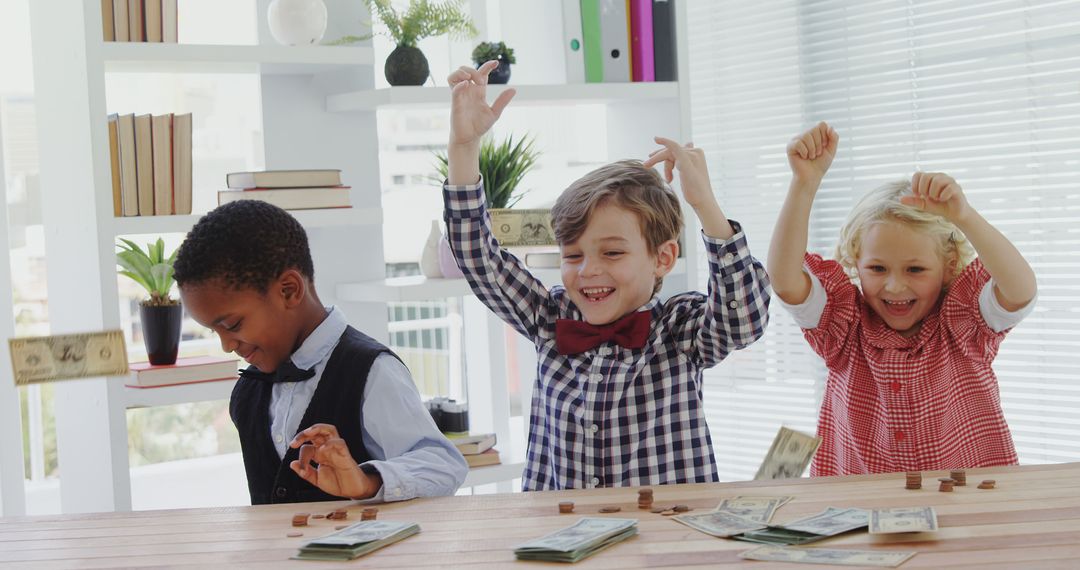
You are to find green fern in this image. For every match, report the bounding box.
[116,237,179,306]
[434,134,540,209]
[337,0,477,47]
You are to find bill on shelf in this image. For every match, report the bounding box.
[9,331,129,385]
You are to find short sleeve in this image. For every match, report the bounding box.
[800,253,862,368]
[979,278,1036,333]
[940,259,1008,362]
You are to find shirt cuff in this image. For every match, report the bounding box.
[979,279,1037,332]
[703,219,752,268]
[443,178,487,219]
[350,461,394,503]
[776,270,827,329]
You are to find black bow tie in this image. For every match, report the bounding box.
[238,360,316,384]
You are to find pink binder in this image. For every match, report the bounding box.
[629,0,655,82]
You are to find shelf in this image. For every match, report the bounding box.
[327,82,679,112]
[462,439,526,488]
[100,43,373,74]
[109,207,382,236]
[122,378,237,409]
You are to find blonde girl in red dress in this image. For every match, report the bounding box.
[767,122,1038,476]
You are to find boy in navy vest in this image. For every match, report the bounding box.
[173,200,467,505]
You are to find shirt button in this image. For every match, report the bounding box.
[393,489,402,497]
[275,487,287,498]
[599,347,612,356]
[728,300,739,309]
[723,253,735,263]
[591,476,601,486]
[590,373,603,382]
[590,424,599,434]
[274,435,283,443]
[890,382,901,393]
[895,431,906,442]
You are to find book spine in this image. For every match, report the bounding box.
[580,0,604,83]
[112,0,129,42]
[101,0,115,42]
[629,0,654,82]
[599,0,631,82]
[652,0,677,81]
[561,0,586,84]
[107,115,122,216]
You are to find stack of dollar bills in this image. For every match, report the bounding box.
[292,520,420,561]
[673,495,793,537]
[735,507,870,546]
[514,518,638,563]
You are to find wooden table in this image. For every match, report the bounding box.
[2,462,1079,569]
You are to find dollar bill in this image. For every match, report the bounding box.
[490,208,556,246]
[514,517,637,563]
[754,426,822,480]
[735,507,870,546]
[293,520,420,561]
[739,545,917,567]
[715,496,793,524]
[672,510,768,538]
[870,507,938,534]
[8,331,128,386]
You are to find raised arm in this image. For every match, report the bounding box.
[902,172,1037,311]
[447,60,516,186]
[767,122,839,305]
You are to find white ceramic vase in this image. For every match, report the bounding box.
[267,0,327,46]
[419,220,444,278]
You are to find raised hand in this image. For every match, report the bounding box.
[901,172,972,223]
[787,121,838,184]
[643,137,714,209]
[448,60,516,147]
[289,423,380,499]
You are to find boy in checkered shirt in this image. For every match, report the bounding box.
[769,122,1038,476]
[442,61,770,490]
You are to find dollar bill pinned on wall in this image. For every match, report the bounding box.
[754,426,822,480]
[490,208,556,246]
[8,331,128,386]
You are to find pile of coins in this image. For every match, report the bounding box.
[292,513,310,527]
[977,479,996,490]
[598,506,621,513]
[905,471,922,490]
[950,470,967,486]
[637,488,653,510]
[938,477,955,492]
[558,501,574,514]
[361,507,378,521]
[327,509,348,521]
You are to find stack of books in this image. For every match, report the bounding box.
[126,355,239,388]
[450,433,501,468]
[562,0,677,83]
[102,0,178,43]
[219,170,352,210]
[108,113,192,218]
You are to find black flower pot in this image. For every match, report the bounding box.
[385,44,430,86]
[140,303,182,365]
[488,60,512,84]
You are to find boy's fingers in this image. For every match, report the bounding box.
[314,438,351,466]
[290,423,339,447]
[289,460,318,485]
[911,172,923,195]
[810,128,823,157]
[642,149,671,168]
[490,88,516,118]
[474,60,499,84]
[790,140,809,159]
[899,195,926,210]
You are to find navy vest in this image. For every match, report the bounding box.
[229,326,396,504]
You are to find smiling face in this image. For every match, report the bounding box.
[180,278,297,373]
[856,221,953,337]
[560,202,676,325]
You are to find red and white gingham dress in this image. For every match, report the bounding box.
[801,253,1019,476]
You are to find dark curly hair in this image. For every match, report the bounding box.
[173,200,314,293]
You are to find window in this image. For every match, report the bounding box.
[688,0,1080,480]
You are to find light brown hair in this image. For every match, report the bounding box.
[551,160,683,293]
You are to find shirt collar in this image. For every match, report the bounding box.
[289,306,347,370]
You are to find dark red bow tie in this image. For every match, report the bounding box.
[555,311,652,355]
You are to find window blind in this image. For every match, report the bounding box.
[686,0,1080,481]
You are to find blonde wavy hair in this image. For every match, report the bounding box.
[835,179,976,283]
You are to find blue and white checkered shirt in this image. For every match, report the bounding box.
[444,181,770,491]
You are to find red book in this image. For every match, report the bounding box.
[127,355,239,388]
[630,0,655,82]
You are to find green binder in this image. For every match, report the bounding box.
[580,0,603,82]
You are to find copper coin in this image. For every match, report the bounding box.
[673,505,690,513]
[598,506,621,513]
[286,532,304,538]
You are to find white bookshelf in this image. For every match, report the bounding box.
[110,207,382,237]
[327,81,679,111]
[101,43,374,75]
[122,379,238,409]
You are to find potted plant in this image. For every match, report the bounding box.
[340,0,477,86]
[471,41,516,84]
[434,133,540,209]
[116,238,182,365]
